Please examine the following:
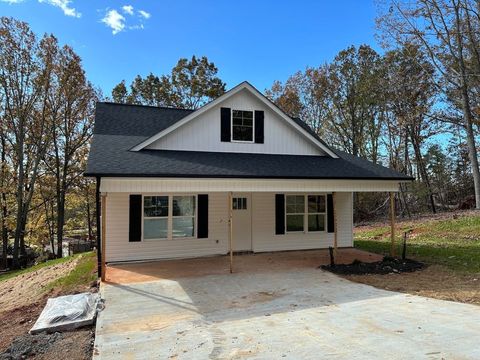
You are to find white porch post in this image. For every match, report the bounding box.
[333,192,338,258]
[101,194,106,282]
[228,191,233,273]
[390,192,396,257]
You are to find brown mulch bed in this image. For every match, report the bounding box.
[341,264,480,306]
[320,256,425,275]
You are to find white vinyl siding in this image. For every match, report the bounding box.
[146,89,325,156]
[103,191,353,263]
[251,192,353,252]
[105,192,228,262]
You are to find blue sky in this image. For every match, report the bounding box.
[0,0,379,96]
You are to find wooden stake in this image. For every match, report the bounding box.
[390,192,396,257]
[101,194,106,282]
[228,191,233,273]
[333,192,338,259]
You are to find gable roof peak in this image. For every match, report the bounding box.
[129,80,338,158]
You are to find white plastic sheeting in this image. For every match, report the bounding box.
[30,292,100,334]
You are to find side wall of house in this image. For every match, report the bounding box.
[104,191,353,263]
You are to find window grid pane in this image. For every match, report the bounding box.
[286,195,305,214]
[232,110,253,141]
[308,214,325,232]
[232,197,247,210]
[144,196,168,217]
[144,218,168,239]
[173,217,195,238]
[308,195,325,213]
[287,214,304,232]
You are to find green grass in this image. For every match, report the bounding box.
[354,214,480,273]
[0,255,74,282]
[43,251,97,293]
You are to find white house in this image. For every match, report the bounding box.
[85,81,412,278]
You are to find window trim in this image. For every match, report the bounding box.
[143,195,169,240]
[284,193,328,234]
[285,194,305,233]
[231,109,255,143]
[142,194,198,241]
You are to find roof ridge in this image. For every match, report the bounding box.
[98,101,195,112]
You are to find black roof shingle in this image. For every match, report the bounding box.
[85,102,412,181]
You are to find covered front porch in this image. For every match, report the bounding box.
[98,177,402,280]
[105,248,382,284]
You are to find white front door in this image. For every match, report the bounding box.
[232,193,252,251]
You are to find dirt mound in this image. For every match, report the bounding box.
[320,256,425,275]
[0,258,80,314]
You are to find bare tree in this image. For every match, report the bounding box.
[377,0,480,208]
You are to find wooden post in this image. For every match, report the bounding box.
[390,192,396,257]
[333,192,338,259]
[228,192,233,273]
[101,194,106,282]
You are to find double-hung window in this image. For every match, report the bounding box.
[232,110,254,142]
[172,196,195,238]
[285,194,326,233]
[143,195,196,240]
[286,195,305,232]
[307,195,326,232]
[143,196,169,239]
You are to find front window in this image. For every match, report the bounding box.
[232,110,253,142]
[143,196,168,239]
[143,195,196,240]
[172,196,195,238]
[308,195,326,232]
[286,195,305,232]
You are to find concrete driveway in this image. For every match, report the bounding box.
[94,253,480,359]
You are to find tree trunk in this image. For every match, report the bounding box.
[410,130,436,213]
[453,2,480,209]
[12,123,25,269]
[56,193,65,258]
[1,136,8,270]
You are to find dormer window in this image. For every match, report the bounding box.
[220,107,264,144]
[231,110,254,142]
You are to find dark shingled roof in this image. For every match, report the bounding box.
[85,102,412,180]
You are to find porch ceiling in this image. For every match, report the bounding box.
[100,177,403,193]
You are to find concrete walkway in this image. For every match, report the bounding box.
[94,258,480,359]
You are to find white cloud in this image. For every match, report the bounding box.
[38,0,81,18]
[138,10,150,19]
[101,9,125,35]
[122,5,133,15]
[0,0,25,4]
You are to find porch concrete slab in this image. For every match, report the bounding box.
[105,248,382,284]
[94,263,480,359]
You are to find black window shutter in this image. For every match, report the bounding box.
[129,194,142,242]
[220,107,231,142]
[254,110,264,143]
[327,194,335,233]
[275,194,285,235]
[197,194,209,238]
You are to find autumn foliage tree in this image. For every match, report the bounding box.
[111,55,226,109]
[0,17,97,267]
